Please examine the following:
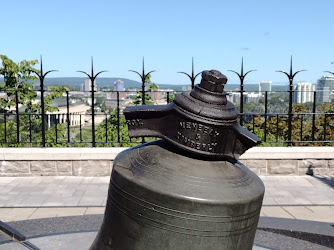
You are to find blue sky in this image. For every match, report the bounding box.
[1,0,334,86]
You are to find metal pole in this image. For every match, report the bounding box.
[4,113,7,143]
[105,114,108,143]
[300,114,303,142]
[240,78,244,126]
[77,58,107,147]
[29,114,32,143]
[32,56,57,147]
[55,117,58,144]
[167,92,170,104]
[117,91,120,143]
[276,114,279,142]
[311,91,316,141]
[288,78,293,144]
[178,58,200,90]
[264,91,268,142]
[228,58,256,126]
[80,115,82,143]
[66,91,70,143]
[15,90,19,143]
[276,56,306,145]
[324,114,327,141]
[40,79,46,147]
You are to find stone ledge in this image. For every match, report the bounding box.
[0,147,333,161]
[240,147,334,160]
[0,147,126,161]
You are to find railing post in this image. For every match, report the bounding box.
[323,114,327,141]
[105,114,108,143]
[40,83,46,147]
[4,113,7,143]
[311,91,316,141]
[29,114,32,143]
[264,91,268,142]
[66,91,70,143]
[240,84,244,126]
[55,116,58,144]
[79,115,82,143]
[167,91,170,104]
[117,91,120,143]
[276,114,279,142]
[91,80,96,147]
[300,114,303,142]
[288,78,293,145]
[15,90,20,143]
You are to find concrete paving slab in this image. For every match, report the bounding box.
[261,207,295,219]
[282,206,334,223]
[85,207,105,215]
[0,208,37,222]
[29,231,97,250]
[0,241,26,250]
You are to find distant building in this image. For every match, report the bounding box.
[114,80,125,91]
[316,76,334,103]
[84,79,97,92]
[293,82,315,104]
[259,81,272,93]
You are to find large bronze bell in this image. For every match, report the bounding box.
[90,70,264,250]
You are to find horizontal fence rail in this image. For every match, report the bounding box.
[0,87,334,147]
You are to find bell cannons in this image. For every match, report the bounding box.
[90,70,265,250]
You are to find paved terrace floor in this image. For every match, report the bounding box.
[0,176,334,223]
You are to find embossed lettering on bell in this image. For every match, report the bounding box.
[90,70,265,250]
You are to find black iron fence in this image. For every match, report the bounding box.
[1,86,334,147]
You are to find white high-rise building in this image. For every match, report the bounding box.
[293,82,315,103]
[114,80,125,91]
[84,79,97,92]
[316,76,334,102]
[259,81,272,93]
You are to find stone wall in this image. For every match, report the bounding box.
[0,147,333,176]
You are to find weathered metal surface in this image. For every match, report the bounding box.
[90,69,264,250]
[90,140,264,250]
[124,70,260,159]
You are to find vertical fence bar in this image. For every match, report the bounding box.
[41,89,46,147]
[300,114,303,142]
[311,91,316,141]
[117,91,120,143]
[288,80,293,145]
[252,115,255,133]
[323,114,327,141]
[4,113,7,143]
[167,92,170,104]
[80,115,82,142]
[105,114,108,143]
[276,114,279,142]
[29,114,32,143]
[91,81,96,147]
[55,116,58,144]
[264,91,268,142]
[240,86,244,126]
[15,90,20,143]
[66,91,70,143]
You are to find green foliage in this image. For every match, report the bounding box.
[246,102,334,146]
[95,110,139,147]
[0,55,38,111]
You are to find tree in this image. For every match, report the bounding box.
[0,55,69,146]
[0,55,38,112]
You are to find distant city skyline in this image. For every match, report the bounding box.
[0,1,334,86]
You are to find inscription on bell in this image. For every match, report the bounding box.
[179,121,219,137]
[176,121,219,152]
[126,119,144,126]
